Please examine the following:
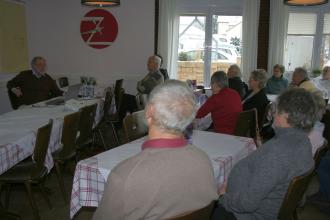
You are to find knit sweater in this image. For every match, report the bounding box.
[220,127,314,220]
[266,76,288,94]
[93,143,218,220]
[7,70,63,107]
[137,70,164,94]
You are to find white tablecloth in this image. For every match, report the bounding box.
[70,130,256,218]
[0,98,103,175]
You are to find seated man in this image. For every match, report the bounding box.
[212,88,317,220]
[7,56,63,107]
[93,80,218,220]
[313,66,330,97]
[266,64,288,94]
[196,71,242,134]
[227,64,248,99]
[137,55,164,95]
[291,67,318,92]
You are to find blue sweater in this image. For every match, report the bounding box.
[266,76,288,94]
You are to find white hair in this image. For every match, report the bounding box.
[147,80,197,134]
[151,55,161,68]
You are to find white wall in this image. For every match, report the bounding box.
[25,0,155,94]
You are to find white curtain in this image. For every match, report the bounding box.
[241,0,260,82]
[267,1,289,75]
[157,0,179,79]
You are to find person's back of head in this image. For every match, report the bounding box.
[147,80,197,135]
[211,71,228,94]
[276,88,318,132]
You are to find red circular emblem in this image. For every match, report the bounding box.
[80,9,118,49]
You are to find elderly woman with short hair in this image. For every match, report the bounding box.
[266,64,288,94]
[242,69,269,126]
[93,80,218,220]
[196,71,242,134]
[212,88,317,220]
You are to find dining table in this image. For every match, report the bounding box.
[0,97,104,176]
[69,130,257,218]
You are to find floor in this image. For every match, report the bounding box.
[1,127,330,220]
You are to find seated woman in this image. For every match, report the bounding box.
[266,64,288,94]
[242,69,269,127]
[212,88,317,220]
[196,71,242,135]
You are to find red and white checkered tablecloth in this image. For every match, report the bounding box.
[70,131,257,219]
[0,98,103,176]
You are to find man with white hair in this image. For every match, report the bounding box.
[7,56,63,108]
[93,80,218,220]
[291,67,318,92]
[137,55,164,94]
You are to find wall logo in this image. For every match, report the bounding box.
[80,9,118,49]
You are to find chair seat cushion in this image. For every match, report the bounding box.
[0,161,47,183]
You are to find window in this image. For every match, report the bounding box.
[284,13,317,72]
[177,15,242,85]
[321,14,330,67]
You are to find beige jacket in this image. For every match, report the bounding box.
[93,145,218,220]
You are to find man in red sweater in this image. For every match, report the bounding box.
[196,71,242,134]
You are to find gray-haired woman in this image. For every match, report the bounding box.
[242,69,269,126]
[212,88,318,220]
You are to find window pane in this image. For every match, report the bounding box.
[177,16,206,84]
[288,13,317,35]
[211,16,242,76]
[321,35,330,67]
[324,14,330,34]
[284,36,314,72]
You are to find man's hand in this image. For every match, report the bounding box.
[11,87,23,97]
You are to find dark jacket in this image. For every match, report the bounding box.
[243,88,269,127]
[160,68,169,80]
[7,70,63,107]
[229,77,248,100]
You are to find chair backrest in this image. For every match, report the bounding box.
[123,110,148,142]
[135,94,148,110]
[313,142,328,170]
[76,104,97,146]
[278,168,314,220]
[260,102,273,128]
[234,108,258,139]
[33,119,53,167]
[322,109,330,143]
[58,77,69,88]
[103,89,114,118]
[114,79,124,109]
[61,111,81,153]
[168,201,216,220]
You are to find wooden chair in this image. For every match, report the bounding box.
[313,142,328,170]
[123,110,148,142]
[104,88,125,146]
[52,111,81,202]
[234,108,258,139]
[93,89,118,149]
[76,104,97,151]
[168,201,216,220]
[322,109,330,143]
[0,120,53,220]
[58,77,69,88]
[114,79,124,109]
[135,94,148,110]
[278,168,314,220]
